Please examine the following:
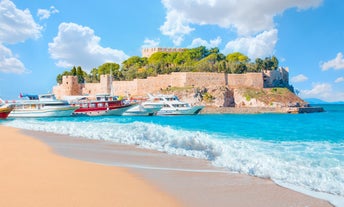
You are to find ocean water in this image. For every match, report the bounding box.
[1,104,344,205]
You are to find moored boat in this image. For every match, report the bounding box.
[70,94,136,116]
[146,94,204,115]
[122,97,163,116]
[122,103,163,116]
[9,94,78,118]
[0,104,14,119]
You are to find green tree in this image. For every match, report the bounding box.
[98,62,122,80]
[56,74,63,84]
[90,68,99,82]
[226,52,250,63]
[255,58,264,72]
[122,56,147,70]
[271,56,279,70]
[71,66,77,76]
[76,66,85,83]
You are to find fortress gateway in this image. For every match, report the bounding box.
[53,68,289,99]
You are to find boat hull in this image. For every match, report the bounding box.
[123,104,162,116]
[72,104,135,116]
[0,106,13,119]
[157,105,204,115]
[9,107,78,118]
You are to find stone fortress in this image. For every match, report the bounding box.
[53,68,289,99]
[53,47,289,99]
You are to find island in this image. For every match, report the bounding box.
[53,46,324,114]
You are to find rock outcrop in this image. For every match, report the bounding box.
[155,86,318,114]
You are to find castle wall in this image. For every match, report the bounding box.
[113,79,138,96]
[82,83,104,96]
[184,72,226,87]
[53,69,289,99]
[227,73,264,88]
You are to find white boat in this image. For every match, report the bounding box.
[123,98,163,116]
[9,94,78,118]
[145,94,204,115]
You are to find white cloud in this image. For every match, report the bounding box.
[37,6,59,20]
[301,83,331,96]
[300,83,344,102]
[189,36,222,48]
[0,43,27,74]
[48,22,129,72]
[0,0,42,44]
[160,10,194,45]
[160,0,322,45]
[335,77,344,83]
[321,52,344,71]
[223,29,278,59]
[0,0,41,74]
[141,38,160,48]
[291,74,308,83]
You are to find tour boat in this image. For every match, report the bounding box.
[0,104,14,119]
[145,94,204,115]
[71,95,136,116]
[123,97,163,116]
[8,94,78,118]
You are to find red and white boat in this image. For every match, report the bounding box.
[70,95,136,116]
[0,104,13,119]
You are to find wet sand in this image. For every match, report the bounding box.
[0,125,333,207]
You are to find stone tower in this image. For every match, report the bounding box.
[53,76,81,99]
[100,74,111,95]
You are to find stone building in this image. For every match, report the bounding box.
[53,68,289,99]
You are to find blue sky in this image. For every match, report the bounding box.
[1,0,344,102]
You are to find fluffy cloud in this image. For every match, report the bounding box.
[302,83,332,96]
[37,6,59,20]
[291,74,308,83]
[0,0,42,44]
[48,22,129,71]
[321,52,344,71]
[0,43,26,74]
[141,38,160,48]
[160,0,322,45]
[223,29,277,59]
[0,0,41,74]
[189,36,222,48]
[160,9,194,45]
[300,83,344,102]
[335,77,344,83]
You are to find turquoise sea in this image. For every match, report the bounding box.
[2,104,344,205]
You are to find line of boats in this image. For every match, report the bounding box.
[0,93,204,119]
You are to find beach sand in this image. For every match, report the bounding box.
[0,126,181,207]
[0,125,333,207]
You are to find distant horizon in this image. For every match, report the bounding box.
[304,98,344,104]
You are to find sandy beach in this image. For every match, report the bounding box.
[0,125,333,207]
[0,126,181,207]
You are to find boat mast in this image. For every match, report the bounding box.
[110,69,114,96]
